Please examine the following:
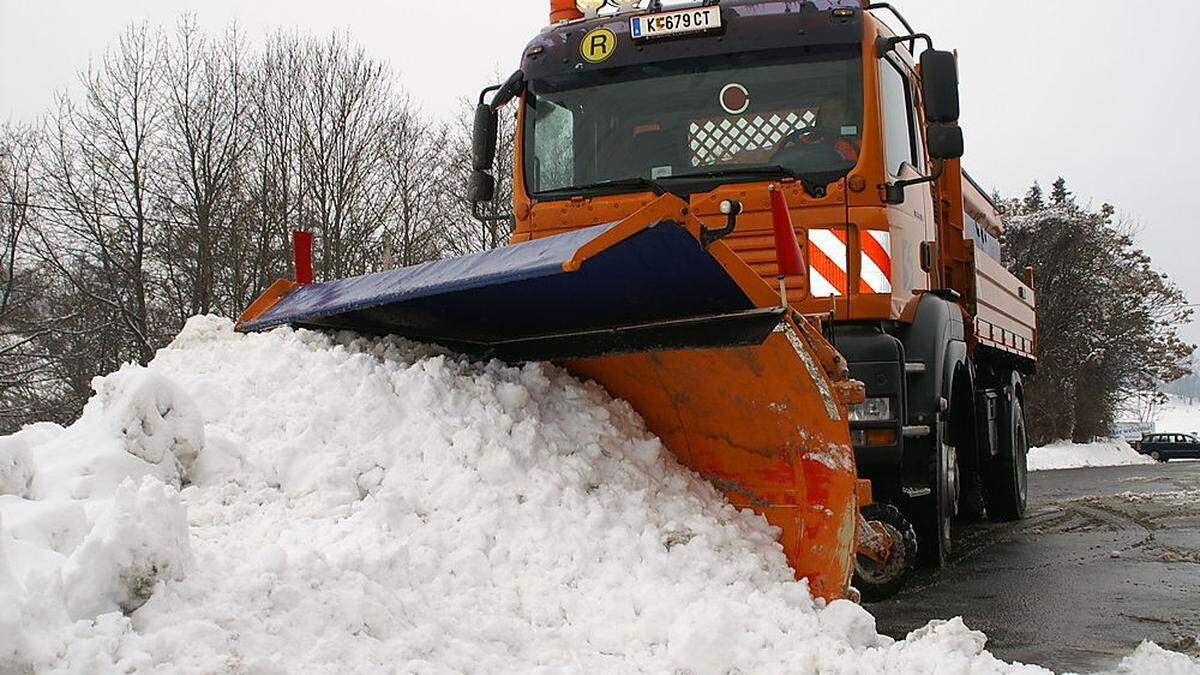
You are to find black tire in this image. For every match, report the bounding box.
[914,423,957,568]
[984,393,1029,522]
[854,502,919,603]
[1150,451,1166,463]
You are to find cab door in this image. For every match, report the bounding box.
[878,51,935,299]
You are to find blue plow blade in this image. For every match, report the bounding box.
[241,220,784,362]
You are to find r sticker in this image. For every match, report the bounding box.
[581,28,617,63]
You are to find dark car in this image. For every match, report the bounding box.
[1135,433,1200,462]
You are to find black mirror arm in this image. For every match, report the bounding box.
[477,84,502,107]
[472,201,514,226]
[883,160,945,205]
[875,33,934,57]
[864,3,919,54]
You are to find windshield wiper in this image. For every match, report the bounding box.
[535,177,666,199]
[658,165,799,182]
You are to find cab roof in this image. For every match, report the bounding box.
[522,0,866,82]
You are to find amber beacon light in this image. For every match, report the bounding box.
[550,0,585,22]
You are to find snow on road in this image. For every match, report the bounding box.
[1,317,1195,674]
[1028,440,1156,472]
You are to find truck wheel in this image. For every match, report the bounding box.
[984,395,1029,522]
[854,502,918,603]
[915,430,958,568]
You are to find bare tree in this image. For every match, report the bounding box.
[35,24,166,363]
[158,18,251,320]
[293,33,397,278]
[383,102,448,267]
[0,125,36,317]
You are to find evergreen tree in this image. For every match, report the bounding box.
[1003,180,1193,443]
[1050,176,1072,206]
[1023,182,1045,211]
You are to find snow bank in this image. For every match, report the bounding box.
[1028,440,1156,472]
[1115,642,1200,674]
[0,317,1194,673]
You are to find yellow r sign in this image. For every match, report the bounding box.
[580,28,616,63]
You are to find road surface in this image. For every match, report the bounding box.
[869,462,1200,673]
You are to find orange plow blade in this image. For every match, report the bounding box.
[569,317,858,599]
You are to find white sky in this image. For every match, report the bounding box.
[2,0,1199,343]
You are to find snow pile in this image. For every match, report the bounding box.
[0,365,198,671]
[1115,642,1200,675]
[1028,440,1157,472]
[0,317,1194,673]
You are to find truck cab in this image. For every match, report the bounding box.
[470,0,1039,581]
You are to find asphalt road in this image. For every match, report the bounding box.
[869,462,1200,674]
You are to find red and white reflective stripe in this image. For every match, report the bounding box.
[859,230,892,294]
[808,229,848,298]
[806,229,893,298]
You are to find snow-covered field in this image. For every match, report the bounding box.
[1155,397,1200,437]
[1,318,1195,674]
[1028,440,1156,472]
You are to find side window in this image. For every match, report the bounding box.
[879,57,916,176]
[530,97,576,192]
[907,77,927,172]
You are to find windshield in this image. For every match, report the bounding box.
[524,48,863,197]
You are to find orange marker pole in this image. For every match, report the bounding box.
[769,184,805,308]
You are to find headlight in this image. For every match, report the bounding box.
[849,397,894,422]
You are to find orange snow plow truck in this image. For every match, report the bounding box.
[239,0,1037,602]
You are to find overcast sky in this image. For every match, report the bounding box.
[3,0,1199,343]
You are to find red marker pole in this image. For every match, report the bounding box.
[293,231,314,285]
[769,184,805,308]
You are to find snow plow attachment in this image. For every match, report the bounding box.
[240,195,865,600]
[240,216,784,361]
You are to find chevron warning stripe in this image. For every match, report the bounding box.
[807,229,892,298]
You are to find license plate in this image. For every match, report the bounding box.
[630,6,722,40]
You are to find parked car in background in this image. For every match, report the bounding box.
[1134,433,1200,462]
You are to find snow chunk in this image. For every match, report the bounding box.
[0,515,32,673]
[0,436,34,498]
[1116,642,1200,674]
[30,366,205,499]
[1028,440,1155,472]
[59,476,193,619]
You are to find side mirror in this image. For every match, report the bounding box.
[920,50,960,124]
[927,124,964,160]
[469,170,496,203]
[492,70,525,109]
[472,104,498,172]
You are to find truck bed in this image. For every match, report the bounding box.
[963,172,1037,362]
